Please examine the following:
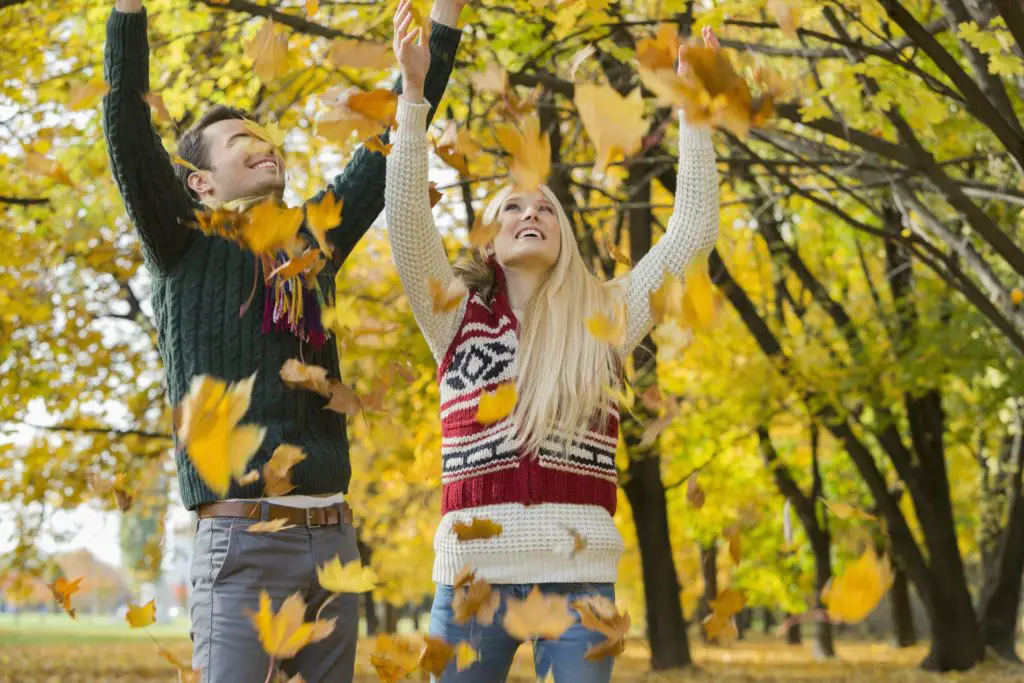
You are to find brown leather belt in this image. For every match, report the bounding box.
[197,500,353,528]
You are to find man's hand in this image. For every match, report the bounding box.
[429,0,469,29]
[394,0,430,103]
[115,0,143,12]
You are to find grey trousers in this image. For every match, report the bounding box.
[189,514,361,682]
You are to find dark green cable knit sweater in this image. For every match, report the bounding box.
[103,9,460,510]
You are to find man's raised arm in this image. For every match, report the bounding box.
[104,0,196,275]
[311,0,466,266]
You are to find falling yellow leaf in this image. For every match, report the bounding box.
[241,198,305,255]
[247,518,297,533]
[370,634,420,683]
[141,92,174,126]
[468,214,501,250]
[469,63,508,93]
[428,276,468,313]
[24,152,76,188]
[702,612,738,645]
[709,588,745,617]
[176,374,266,497]
[502,586,575,640]
[126,599,156,628]
[585,301,626,345]
[317,556,378,593]
[495,114,551,192]
[172,155,199,173]
[436,139,470,176]
[454,641,479,671]
[725,525,742,564]
[686,473,705,509]
[329,39,392,69]
[636,24,679,72]
[1011,288,1023,305]
[418,636,455,677]
[452,573,500,626]
[305,0,319,18]
[324,381,362,415]
[822,547,893,623]
[67,79,109,111]
[245,20,290,83]
[452,518,504,541]
[476,382,517,424]
[566,527,588,557]
[247,591,335,658]
[304,191,343,257]
[682,260,720,330]
[574,85,647,174]
[280,359,331,396]
[268,248,323,281]
[768,0,799,38]
[263,445,307,496]
[243,119,286,150]
[318,88,397,144]
[574,595,631,660]
[649,271,684,325]
[429,182,443,208]
[826,501,877,521]
[47,577,83,619]
[364,135,393,156]
[237,469,260,486]
[567,44,596,81]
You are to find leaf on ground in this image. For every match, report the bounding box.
[263,445,307,496]
[822,547,893,624]
[247,591,335,658]
[329,39,392,69]
[176,374,266,497]
[47,576,83,619]
[452,517,504,541]
[369,634,420,683]
[317,556,378,593]
[476,382,516,424]
[418,636,454,676]
[495,114,551,192]
[503,586,575,640]
[427,276,468,313]
[247,518,297,533]
[245,20,290,83]
[574,84,647,174]
[126,599,156,628]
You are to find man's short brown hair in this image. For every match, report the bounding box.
[174,105,250,200]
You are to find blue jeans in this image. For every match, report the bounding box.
[428,582,616,683]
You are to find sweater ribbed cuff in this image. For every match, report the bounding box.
[678,110,714,151]
[395,98,432,139]
[105,8,151,93]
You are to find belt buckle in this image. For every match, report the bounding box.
[305,508,321,529]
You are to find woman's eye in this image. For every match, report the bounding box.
[504,203,520,211]
[540,205,554,213]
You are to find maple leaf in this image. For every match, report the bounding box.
[245,20,290,83]
[67,79,109,111]
[503,586,575,640]
[304,191,343,257]
[476,382,517,424]
[143,92,174,125]
[369,634,419,683]
[566,527,588,557]
[574,85,647,174]
[418,636,454,676]
[157,646,201,682]
[427,276,468,313]
[436,139,470,176]
[248,591,335,659]
[495,114,551,192]
[469,63,508,93]
[268,249,323,282]
[324,381,362,415]
[822,547,893,623]
[317,88,397,144]
[364,135,393,156]
[238,470,260,486]
[639,401,679,448]
[280,359,331,397]
[24,152,75,188]
[329,39,392,69]
[247,518,297,533]
[682,260,720,330]
[709,588,745,618]
[452,577,501,626]
[686,473,705,509]
[585,301,626,345]
[602,235,633,268]
[454,641,479,671]
[243,119,286,150]
[702,611,738,645]
[176,374,266,497]
[126,599,156,628]
[468,214,501,250]
[636,24,679,71]
[452,517,504,541]
[826,501,877,521]
[263,445,307,496]
[769,0,799,38]
[317,556,378,593]
[648,271,684,325]
[429,182,443,208]
[574,595,631,642]
[47,576,83,619]
[241,198,305,255]
[305,0,319,18]
[724,525,742,564]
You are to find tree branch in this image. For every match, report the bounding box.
[196,0,367,40]
[0,195,49,206]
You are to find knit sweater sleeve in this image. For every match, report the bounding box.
[620,112,719,354]
[103,8,196,275]
[312,23,463,266]
[385,98,466,363]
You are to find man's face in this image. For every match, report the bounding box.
[188,119,286,204]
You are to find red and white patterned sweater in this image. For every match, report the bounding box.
[385,98,719,584]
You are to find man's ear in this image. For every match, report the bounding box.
[187,169,214,197]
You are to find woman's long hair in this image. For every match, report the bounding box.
[454,184,621,453]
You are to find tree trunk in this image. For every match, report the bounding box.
[698,540,718,641]
[785,620,801,644]
[761,606,776,633]
[363,594,379,636]
[736,608,750,640]
[808,531,836,659]
[890,565,917,647]
[383,603,399,634]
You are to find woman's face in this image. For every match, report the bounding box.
[491,191,562,271]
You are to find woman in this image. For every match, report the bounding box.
[386,9,720,682]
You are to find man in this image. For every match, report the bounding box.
[103,0,466,680]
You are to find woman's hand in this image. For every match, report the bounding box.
[393,0,431,104]
[677,25,720,76]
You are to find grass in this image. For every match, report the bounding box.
[1,616,1023,682]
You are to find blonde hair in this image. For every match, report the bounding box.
[454,185,621,453]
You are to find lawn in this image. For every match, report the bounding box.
[1,616,1023,683]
